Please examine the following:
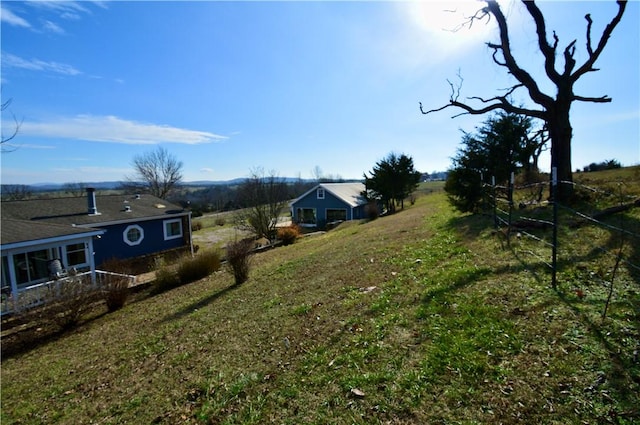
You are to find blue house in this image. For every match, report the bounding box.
[290,182,369,229]
[1,188,192,314]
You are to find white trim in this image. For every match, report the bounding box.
[163,218,183,241]
[123,224,144,246]
[0,230,104,251]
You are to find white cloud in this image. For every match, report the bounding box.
[200,167,214,173]
[27,1,91,20]
[43,20,65,34]
[3,143,56,150]
[2,53,82,76]
[20,115,229,145]
[1,5,31,28]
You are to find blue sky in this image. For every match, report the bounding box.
[1,1,638,185]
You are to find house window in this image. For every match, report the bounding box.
[326,209,347,222]
[123,224,144,246]
[13,249,50,285]
[317,188,325,199]
[65,243,87,267]
[164,219,183,240]
[297,208,317,225]
[1,256,9,290]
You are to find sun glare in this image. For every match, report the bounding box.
[403,1,511,51]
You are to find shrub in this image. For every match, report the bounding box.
[365,201,380,220]
[99,258,132,311]
[45,274,101,330]
[277,225,300,246]
[226,239,254,285]
[177,250,222,283]
[215,216,226,226]
[102,274,131,312]
[154,267,181,293]
[153,250,222,293]
[192,221,203,232]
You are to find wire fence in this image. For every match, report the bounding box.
[482,168,640,318]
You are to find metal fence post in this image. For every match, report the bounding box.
[492,176,497,229]
[551,167,558,289]
[507,172,514,245]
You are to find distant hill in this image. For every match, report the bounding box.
[16,177,366,191]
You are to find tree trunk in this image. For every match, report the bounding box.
[548,94,574,203]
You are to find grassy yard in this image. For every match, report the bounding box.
[2,182,639,424]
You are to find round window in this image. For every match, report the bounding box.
[123,224,144,246]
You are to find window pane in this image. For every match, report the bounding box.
[2,256,10,289]
[14,253,29,284]
[66,243,87,266]
[327,209,346,222]
[166,220,182,237]
[298,208,316,224]
[127,228,140,242]
[28,250,50,281]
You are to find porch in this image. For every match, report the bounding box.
[0,270,136,317]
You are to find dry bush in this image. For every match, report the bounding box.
[102,274,131,312]
[177,250,222,283]
[215,216,226,226]
[99,258,133,311]
[277,225,300,246]
[192,221,203,232]
[226,239,254,285]
[153,268,181,293]
[365,201,380,220]
[153,250,221,293]
[44,275,101,330]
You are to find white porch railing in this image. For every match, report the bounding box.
[0,270,136,317]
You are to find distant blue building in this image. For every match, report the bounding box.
[290,183,370,229]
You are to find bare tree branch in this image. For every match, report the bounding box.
[585,14,594,56]
[1,98,23,152]
[521,2,561,83]
[573,94,611,103]
[486,1,555,108]
[572,0,626,81]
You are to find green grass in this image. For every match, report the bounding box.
[2,172,639,424]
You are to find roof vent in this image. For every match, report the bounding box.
[124,204,132,212]
[135,194,141,199]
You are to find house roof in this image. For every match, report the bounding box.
[1,218,103,247]
[1,193,187,246]
[292,182,367,208]
[1,193,187,227]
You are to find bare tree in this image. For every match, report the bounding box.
[126,146,183,199]
[62,182,87,197]
[234,168,289,240]
[2,184,32,200]
[1,98,22,152]
[420,1,627,202]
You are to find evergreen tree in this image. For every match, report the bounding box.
[365,153,421,214]
[445,112,545,213]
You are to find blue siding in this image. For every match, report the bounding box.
[93,218,186,265]
[292,190,357,228]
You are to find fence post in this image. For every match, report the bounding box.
[551,167,558,289]
[507,172,514,245]
[492,176,497,229]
